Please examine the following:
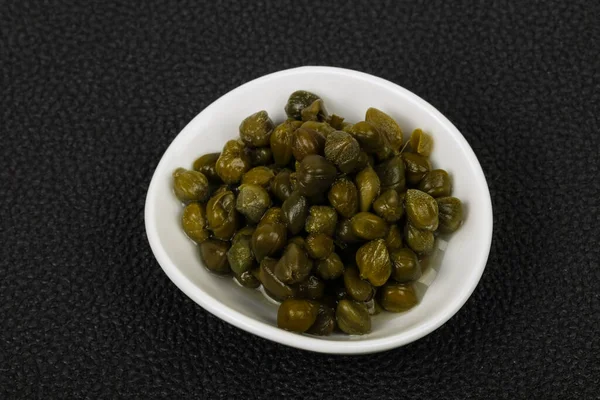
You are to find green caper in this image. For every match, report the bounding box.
[436,196,463,233]
[215,140,251,184]
[295,155,337,197]
[232,226,255,244]
[301,121,335,137]
[241,166,275,188]
[285,90,320,120]
[324,131,360,173]
[409,128,433,157]
[328,178,359,218]
[277,299,319,332]
[292,127,326,162]
[206,190,239,240]
[378,283,419,312]
[234,269,261,289]
[235,184,271,223]
[375,155,406,193]
[259,257,296,300]
[355,239,391,286]
[402,152,431,185]
[355,165,381,212]
[305,206,337,236]
[274,243,313,284]
[405,189,438,231]
[258,207,283,227]
[199,239,231,275]
[251,222,287,262]
[192,153,221,182]
[335,219,363,244]
[294,275,326,300]
[372,189,405,222]
[270,120,303,166]
[418,169,452,198]
[326,114,345,130]
[343,266,375,302]
[365,107,403,152]
[306,304,335,336]
[404,223,435,254]
[347,121,390,160]
[336,299,371,335]
[281,191,310,235]
[227,235,255,275]
[305,233,334,260]
[271,169,294,202]
[181,202,210,243]
[239,110,274,148]
[173,168,210,203]
[301,98,328,122]
[248,147,273,166]
[315,252,344,280]
[350,212,388,240]
[385,224,403,250]
[390,248,421,282]
[288,236,306,248]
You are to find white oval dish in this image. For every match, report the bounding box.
[145,66,493,354]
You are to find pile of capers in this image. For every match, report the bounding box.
[173,90,463,336]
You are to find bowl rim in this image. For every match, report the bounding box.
[145,66,493,354]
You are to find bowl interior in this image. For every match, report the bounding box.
[145,67,492,353]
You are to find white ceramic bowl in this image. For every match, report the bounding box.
[145,66,493,354]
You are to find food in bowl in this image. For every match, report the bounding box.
[171,90,463,336]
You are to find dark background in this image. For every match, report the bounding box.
[1,0,599,398]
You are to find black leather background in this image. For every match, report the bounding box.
[1,1,599,398]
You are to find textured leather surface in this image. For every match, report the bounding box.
[1,1,599,398]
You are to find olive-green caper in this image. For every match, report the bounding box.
[385,224,403,250]
[355,239,391,286]
[232,226,255,244]
[378,283,419,312]
[285,90,320,120]
[315,252,344,280]
[258,258,296,300]
[241,166,275,188]
[296,155,337,197]
[390,248,421,282]
[215,140,251,184]
[301,98,328,122]
[324,130,360,173]
[305,233,334,260]
[326,114,345,130]
[328,178,359,219]
[436,196,463,233]
[372,189,405,222]
[301,121,335,137]
[404,223,435,254]
[235,184,271,224]
[405,189,439,231]
[281,191,310,235]
[248,147,273,166]
[239,110,274,148]
[305,206,337,236]
[206,190,239,240]
[227,236,255,275]
[335,219,363,244]
[271,169,294,202]
[355,165,381,212]
[251,222,287,262]
[192,153,221,182]
[418,169,452,198]
[258,207,283,227]
[294,275,326,300]
[365,107,403,152]
[306,304,335,336]
[234,269,261,289]
[402,152,431,185]
[270,120,303,166]
[199,239,231,275]
[347,121,390,159]
[375,155,406,193]
[173,168,210,203]
[181,202,210,244]
[350,212,388,240]
[336,299,371,335]
[343,266,375,302]
[274,243,313,284]
[409,128,433,157]
[277,299,319,332]
[292,127,325,162]
[288,236,306,248]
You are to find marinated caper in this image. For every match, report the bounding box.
[305,206,337,236]
[277,299,319,332]
[199,239,231,274]
[355,239,391,286]
[251,222,287,261]
[215,140,251,184]
[181,202,210,243]
[385,224,403,250]
[350,212,388,240]
[239,110,274,148]
[274,243,313,284]
[227,236,255,275]
[234,269,261,289]
[347,121,390,159]
[343,266,375,302]
[375,155,406,193]
[258,207,283,227]
[259,258,296,300]
[336,299,371,335]
[301,121,335,137]
[294,275,326,300]
[235,184,271,223]
[365,107,403,152]
[306,304,336,335]
[315,252,344,280]
[206,190,239,240]
[270,120,303,166]
[232,226,255,244]
[271,169,294,202]
[405,189,438,231]
[390,248,421,282]
[324,130,360,173]
[372,189,405,222]
[248,147,273,166]
[305,233,334,260]
[402,152,431,185]
[409,128,433,157]
[378,283,419,312]
[301,99,328,122]
[192,153,221,182]
[328,178,359,218]
[288,236,306,248]
[292,127,325,162]
[173,168,210,203]
[242,166,275,188]
[404,223,435,254]
[281,191,310,235]
[285,90,320,120]
[296,155,337,197]
[436,196,463,233]
[336,218,363,244]
[355,165,381,212]
[418,169,452,198]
